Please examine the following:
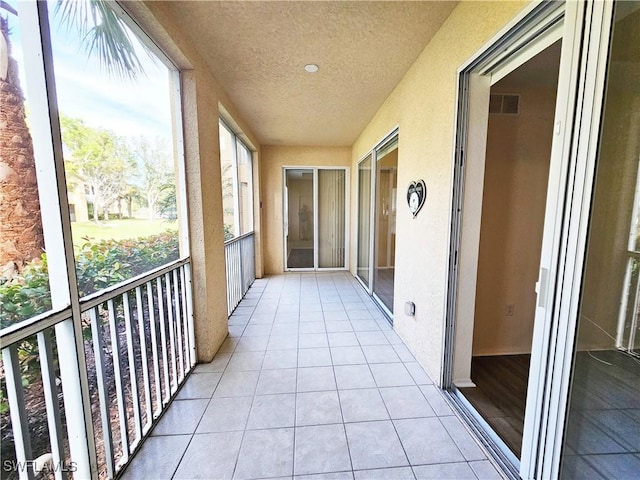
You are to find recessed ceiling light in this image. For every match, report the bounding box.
[304,64,319,73]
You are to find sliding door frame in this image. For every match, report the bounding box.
[355,153,374,288]
[443,0,624,478]
[282,166,350,272]
[355,127,399,319]
[541,1,617,477]
[440,0,609,478]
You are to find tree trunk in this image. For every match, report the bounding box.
[147,193,155,220]
[0,21,45,270]
[92,201,100,223]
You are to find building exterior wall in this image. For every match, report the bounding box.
[262,146,351,274]
[67,183,89,223]
[350,1,528,384]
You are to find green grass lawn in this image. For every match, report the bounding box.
[71,219,177,243]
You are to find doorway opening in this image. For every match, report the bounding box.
[459,41,562,457]
[444,3,572,469]
[283,167,348,271]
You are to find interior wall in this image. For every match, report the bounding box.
[122,1,263,362]
[286,176,314,244]
[472,85,557,356]
[578,8,640,351]
[262,146,351,274]
[350,0,528,383]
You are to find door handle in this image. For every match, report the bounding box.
[537,267,549,308]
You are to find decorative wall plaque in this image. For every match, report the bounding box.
[407,180,426,218]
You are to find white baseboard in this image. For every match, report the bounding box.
[453,378,477,388]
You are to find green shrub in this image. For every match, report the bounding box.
[0,230,179,327]
[0,256,51,329]
[0,258,49,414]
[75,230,179,296]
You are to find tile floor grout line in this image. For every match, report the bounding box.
[350,268,417,473]
[168,432,196,479]
[291,272,303,478]
[366,353,413,471]
[328,272,357,478]
[230,275,271,480]
[172,275,271,478]
[127,273,504,480]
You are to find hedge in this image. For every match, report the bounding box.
[0,230,179,329]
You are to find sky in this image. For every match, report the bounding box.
[8,0,173,140]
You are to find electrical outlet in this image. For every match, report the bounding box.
[505,304,515,316]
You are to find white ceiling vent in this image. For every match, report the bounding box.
[489,94,520,115]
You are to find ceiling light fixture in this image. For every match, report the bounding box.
[304,64,319,73]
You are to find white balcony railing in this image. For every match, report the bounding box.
[225,233,256,316]
[1,259,195,480]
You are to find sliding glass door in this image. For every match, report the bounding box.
[561,3,640,477]
[356,133,398,316]
[373,139,398,312]
[284,167,348,271]
[357,155,373,286]
[318,169,347,268]
[285,169,315,269]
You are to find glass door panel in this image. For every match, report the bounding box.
[357,155,373,286]
[220,122,239,238]
[237,140,254,234]
[318,169,346,268]
[285,169,314,269]
[561,4,640,477]
[373,141,398,312]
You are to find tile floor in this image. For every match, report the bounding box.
[122,273,504,480]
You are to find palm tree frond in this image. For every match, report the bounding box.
[55,0,90,38]
[55,0,147,80]
[0,1,18,17]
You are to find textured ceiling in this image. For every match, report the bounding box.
[161,1,457,146]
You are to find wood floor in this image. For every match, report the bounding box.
[373,267,394,312]
[460,354,530,456]
[459,350,640,478]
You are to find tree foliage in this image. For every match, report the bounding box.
[54,0,149,80]
[61,116,134,221]
[129,135,174,220]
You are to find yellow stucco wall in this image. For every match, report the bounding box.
[262,146,351,274]
[351,1,528,383]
